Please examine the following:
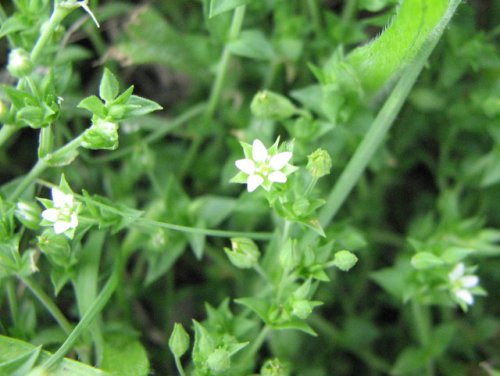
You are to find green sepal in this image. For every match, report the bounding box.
[99,68,120,103]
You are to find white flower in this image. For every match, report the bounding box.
[448,263,479,306]
[41,188,80,237]
[234,139,295,192]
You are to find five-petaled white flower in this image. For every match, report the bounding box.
[41,188,80,237]
[448,263,479,307]
[234,139,295,192]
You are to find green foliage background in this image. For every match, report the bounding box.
[0,0,499,375]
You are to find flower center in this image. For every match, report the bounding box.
[255,159,271,177]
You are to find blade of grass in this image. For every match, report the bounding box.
[303,0,462,246]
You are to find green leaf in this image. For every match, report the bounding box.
[111,86,134,106]
[122,95,162,118]
[145,239,186,285]
[392,347,428,374]
[0,335,111,375]
[101,333,149,376]
[209,0,250,18]
[192,320,215,366]
[77,95,106,118]
[99,68,120,102]
[272,320,317,336]
[410,252,444,270]
[190,196,236,228]
[0,16,28,38]
[0,345,40,376]
[371,260,412,301]
[235,297,271,323]
[46,149,79,167]
[347,0,449,95]
[228,30,275,61]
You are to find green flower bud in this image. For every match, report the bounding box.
[82,118,119,150]
[250,90,297,120]
[7,48,33,78]
[207,348,231,372]
[37,232,72,268]
[224,237,260,269]
[332,250,358,271]
[260,358,291,376]
[15,201,41,230]
[307,148,332,178]
[168,323,190,358]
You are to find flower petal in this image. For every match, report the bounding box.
[247,174,264,192]
[42,208,59,222]
[252,139,268,162]
[448,263,465,282]
[269,152,292,170]
[455,289,474,305]
[53,220,71,234]
[52,188,73,207]
[235,159,256,175]
[68,213,79,229]
[269,171,287,183]
[461,275,479,288]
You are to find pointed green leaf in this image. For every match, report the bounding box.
[99,68,120,102]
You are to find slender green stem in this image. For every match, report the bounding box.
[0,125,18,149]
[240,325,270,365]
[304,176,318,196]
[174,356,187,376]
[9,159,48,201]
[9,135,82,201]
[42,256,121,370]
[38,125,53,158]
[301,0,462,247]
[31,5,73,63]
[206,6,246,118]
[135,218,273,240]
[19,276,73,335]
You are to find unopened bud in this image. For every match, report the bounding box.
[224,237,260,269]
[15,201,41,230]
[168,323,190,358]
[7,49,33,78]
[307,148,332,178]
[250,90,297,120]
[332,250,358,271]
[261,358,291,376]
[82,118,119,150]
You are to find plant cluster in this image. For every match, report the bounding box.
[0,0,499,375]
